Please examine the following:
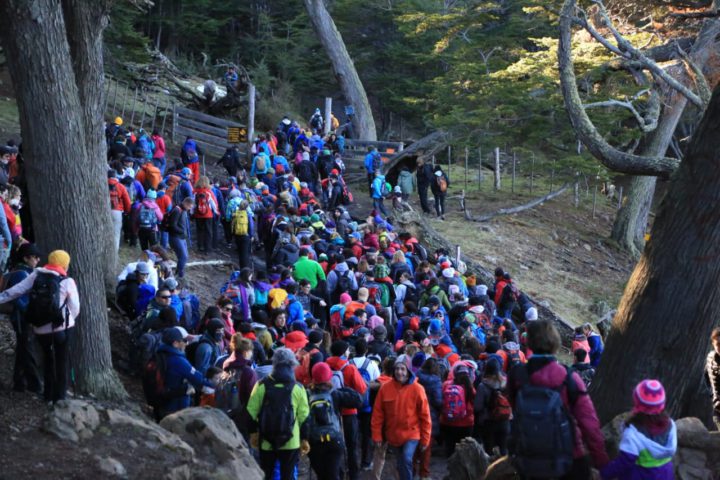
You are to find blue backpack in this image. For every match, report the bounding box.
[357,358,372,413]
[179,291,200,332]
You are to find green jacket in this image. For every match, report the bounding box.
[247,375,309,451]
[293,256,326,289]
[418,285,451,311]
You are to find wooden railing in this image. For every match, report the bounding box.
[172,105,246,159]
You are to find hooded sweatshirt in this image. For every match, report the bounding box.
[601,420,676,480]
[371,370,432,448]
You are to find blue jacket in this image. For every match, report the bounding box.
[364,151,380,174]
[158,343,212,414]
[192,334,221,376]
[371,175,386,199]
[416,371,443,436]
[211,186,225,217]
[250,153,270,176]
[286,294,305,324]
[587,332,604,367]
[273,155,290,173]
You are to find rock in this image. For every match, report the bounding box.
[443,437,488,480]
[538,299,551,309]
[601,411,631,459]
[43,399,100,442]
[484,455,517,480]
[676,448,708,470]
[96,456,127,477]
[676,417,712,450]
[160,407,263,479]
[128,439,138,449]
[589,299,611,317]
[106,408,194,457]
[165,465,191,480]
[677,461,712,480]
[583,243,592,252]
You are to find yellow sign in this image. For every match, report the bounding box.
[227,127,247,143]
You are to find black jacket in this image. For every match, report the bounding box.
[167,206,187,239]
[417,164,434,187]
[706,350,720,413]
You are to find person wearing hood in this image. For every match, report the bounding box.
[272,235,300,267]
[371,171,388,217]
[247,347,310,480]
[419,278,452,312]
[430,166,449,220]
[108,169,132,252]
[0,250,80,403]
[192,318,225,376]
[371,356,432,480]
[326,255,358,304]
[133,189,164,249]
[397,166,415,200]
[221,335,257,437]
[364,146,381,192]
[368,325,393,360]
[601,380,676,480]
[415,357,442,480]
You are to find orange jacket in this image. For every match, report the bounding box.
[136,163,162,190]
[345,300,367,320]
[326,356,367,416]
[109,178,131,213]
[371,374,432,448]
[496,348,527,372]
[156,193,172,215]
[434,344,460,367]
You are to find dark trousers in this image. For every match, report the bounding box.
[367,173,374,195]
[259,448,299,480]
[212,216,222,249]
[195,218,213,252]
[441,424,473,457]
[235,234,252,269]
[36,328,72,402]
[309,441,345,480]
[418,185,431,213]
[358,411,373,467]
[373,198,388,217]
[479,420,510,456]
[10,315,41,392]
[523,456,591,480]
[343,414,360,480]
[138,228,157,250]
[122,214,137,246]
[434,193,446,217]
[222,219,232,244]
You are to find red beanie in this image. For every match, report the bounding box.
[311,362,333,384]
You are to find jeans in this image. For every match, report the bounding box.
[391,440,418,480]
[37,328,72,402]
[10,312,41,392]
[373,198,387,217]
[160,231,169,249]
[343,415,360,480]
[418,185,431,213]
[413,439,431,477]
[259,449,299,480]
[195,218,213,252]
[434,192,446,217]
[169,235,188,277]
[152,156,166,175]
[111,209,123,252]
[479,420,510,456]
[138,228,158,250]
[308,440,345,480]
[358,411,373,467]
[235,234,252,270]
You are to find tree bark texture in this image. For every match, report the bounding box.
[303,0,377,141]
[0,0,126,400]
[591,85,720,425]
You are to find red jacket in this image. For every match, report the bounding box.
[326,356,367,416]
[156,193,172,215]
[193,188,219,219]
[508,358,609,468]
[108,178,131,213]
[371,373,432,448]
[494,279,507,306]
[439,379,475,427]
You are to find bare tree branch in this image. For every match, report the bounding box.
[464,184,571,222]
[676,42,713,106]
[583,89,659,132]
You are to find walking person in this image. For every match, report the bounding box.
[371,356,432,480]
[151,128,167,175]
[0,250,80,404]
[364,147,381,194]
[134,189,163,250]
[371,171,388,218]
[430,166,449,220]
[416,158,434,214]
[193,176,219,253]
[167,197,194,279]
[231,200,253,269]
[108,169,131,253]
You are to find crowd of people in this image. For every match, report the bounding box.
[0,110,701,480]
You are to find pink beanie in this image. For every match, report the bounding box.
[632,379,666,415]
[339,293,352,304]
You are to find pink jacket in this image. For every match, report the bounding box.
[0,267,80,334]
[151,135,166,159]
[509,359,609,468]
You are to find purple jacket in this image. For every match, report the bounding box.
[601,420,676,480]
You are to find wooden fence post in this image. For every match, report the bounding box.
[111,80,120,117]
[530,151,535,194]
[617,186,623,210]
[592,183,598,218]
[512,151,516,194]
[161,100,171,137]
[151,95,161,131]
[120,83,129,118]
[247,83,256,154]
[171,103,177,145]
[478,147,482,191]
[324,97,332,135]
[464,147,468,192]
[139,88,147,129]
[447,145,452,182]
[129,87,139,126]
[494,147,501,190]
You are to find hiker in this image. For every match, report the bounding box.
[231,200,253,269]
[247,347,310,480]
[371,356,432,480]
[117,249,161,290]
[371,171,388,217]
[397,166,415,201]
[108,169,131,252]
[440,361,476,457]
[133,189,163,250]
[474,358,510,456]
[151,129,167,175]
[705,326,720,430]
[167,197,194,279]
[326,254,358,304]
[572,349,596,387]
[364,147,381,193]
[415,357,443,480]
[507,320,609,479]
[307,361,363,480]
[293,247,326,290]
[327,340,368,480]
[136,158,162,191]
[155,327,214,418]
[430,166,449,219]
[600,380,676,479]
[583,322,604,367]
[349,339,380,470]
[4,243,42,393]
[193,176,219,253]
[0,250,80,404]
[142,286,174,331]
[116,262,155,320]
[190,318,225,376]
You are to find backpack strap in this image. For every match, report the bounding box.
[563,365,582,406]
[361,358,370,371]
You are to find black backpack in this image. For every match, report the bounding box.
[306,390,343,444]
[26,272,68,328]
[511,365,579,478]
[184,337,215,368]
[332,270,354,304]
[259,378,296,450]
[142,351,169,409]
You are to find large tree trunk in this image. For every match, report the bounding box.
[62,0,118,289]
[611,79,690,258]
[590,85,720,425]
[0,0,126,400]
[303,0,377,141]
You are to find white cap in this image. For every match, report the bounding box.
[525,307,538,321]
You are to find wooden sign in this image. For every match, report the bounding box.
[227,126,246,143]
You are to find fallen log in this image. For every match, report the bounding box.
[464,183,571,222]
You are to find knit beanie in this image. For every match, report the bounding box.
[339,292,352,304]
[48,250,70,271]
[311,362,333,384]
[272,347,298,368]
[633,379,666,415]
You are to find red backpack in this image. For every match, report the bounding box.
[489,388,512,421]
[408,315,420,331]
[195,192,211,216]
[295,347,320,386]
[330,309,343,340]
[442,382,467,421]
[109,182,123,210]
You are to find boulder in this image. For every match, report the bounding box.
[676,417,712,450]
[105,408,194,457]
[96,456,127,477]
[43,399,101,443]
[160,407,263,479]
[483,456,517,480]
[601,411,630,459]
[444,437,488,480]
